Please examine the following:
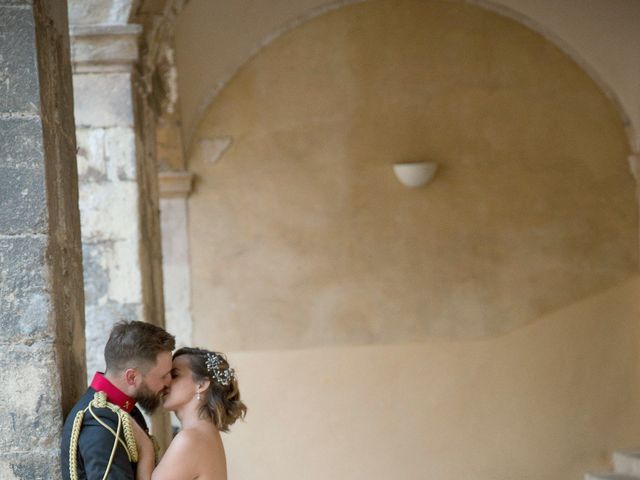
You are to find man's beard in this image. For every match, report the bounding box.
[134,381,165,414]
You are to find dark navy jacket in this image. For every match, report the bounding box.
[61,387,147,480]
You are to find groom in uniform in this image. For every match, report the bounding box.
[61,321,175,480]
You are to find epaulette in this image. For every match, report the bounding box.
[68,391,138,480]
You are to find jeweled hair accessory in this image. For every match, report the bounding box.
[205,352,235,386]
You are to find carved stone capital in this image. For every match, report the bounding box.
[70,24,142,73]
[159,171,193,198]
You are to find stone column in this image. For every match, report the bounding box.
[155,75,194,348]
[70,25,164,375]
[0,0,86,477]
[159,170,194,348]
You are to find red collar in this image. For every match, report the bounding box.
[90,372,136,413]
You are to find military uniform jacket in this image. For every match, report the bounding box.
[61,386,147,480]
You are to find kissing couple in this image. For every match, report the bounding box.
[61,321,247,480]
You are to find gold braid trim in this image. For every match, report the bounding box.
[69,391,139,480]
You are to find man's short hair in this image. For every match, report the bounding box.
[104,321,175,373]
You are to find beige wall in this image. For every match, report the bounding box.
[225,276,640,480]
[189,0,637,349]
[179,1,640,479]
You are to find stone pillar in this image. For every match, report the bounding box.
[144,16,194,347]
[0,0,86,477]
[70,25,165,375]
[69,15,171,449]
[159,170,194,348]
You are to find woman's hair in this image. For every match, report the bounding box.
[173,347,247,432]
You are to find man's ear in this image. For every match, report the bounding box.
[124,368,138,386]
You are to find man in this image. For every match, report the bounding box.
[61,321,175,480]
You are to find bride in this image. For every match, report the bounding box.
[132,347,247,480]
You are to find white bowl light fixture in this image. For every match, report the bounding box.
[393,161,438,188]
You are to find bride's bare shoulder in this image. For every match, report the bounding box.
[151,430,203,479]
[159,430,200,461]
[178,427,226,474]
[152,426,226,480]
[175,425,224,452]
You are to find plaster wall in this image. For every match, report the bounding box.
[189,0,637,349]
[174,0,640,150]
[225,276,640,480]
[183,2,640,479]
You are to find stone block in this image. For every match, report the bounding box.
[82,239,144,306]
[68,0,132,25]
[77,127,137,183]
[0,344,62,451]
[76,127,106,182]
[107,238,143,303]
[160,197,193,348]
[81,242,110,305]
[159,171,193,198]
[0,119,48,235]
[0,166,47,235]
[0,118,44,167]
[0,6,39,114]
[0,452,61,480]
[81,239,142,306]
[613,451,640,476]
[72,72,133,127]
[0,2,32,8]
[70,25,141,66]
[79,180,139,240]
[0,118,46,233]
[0,237,54,342]
[104,127,137,180]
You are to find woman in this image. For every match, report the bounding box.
[132,347,247,480]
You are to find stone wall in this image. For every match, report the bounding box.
[0,0,85,478]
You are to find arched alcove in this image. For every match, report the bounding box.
[176,0,640,153]
[186,0,638,351]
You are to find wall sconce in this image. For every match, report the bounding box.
[393,161,438,188]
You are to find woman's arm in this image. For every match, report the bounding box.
[129,416,156,480]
